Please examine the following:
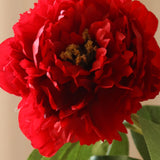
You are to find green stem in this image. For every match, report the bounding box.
[131,114,141,128]
[123,114,143,135]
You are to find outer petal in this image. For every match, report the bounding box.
[122,0,158,39]
[60,112,100,145]
[18,92,65,157]
[142,37,160,100]
[13,3,46,59]
[88,88,141,143]
[0,38,28,96]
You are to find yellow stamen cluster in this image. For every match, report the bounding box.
[60,29,97,70]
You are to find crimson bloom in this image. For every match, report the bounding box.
[0,0,160,157]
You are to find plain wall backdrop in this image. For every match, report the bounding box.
[0,0,160,159]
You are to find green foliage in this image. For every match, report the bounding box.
[139,117,160,160]
[138,105,160,124]
[106,133,129,156]
[27,149,42,160]
[131,131,150,160]
[92,141,109,156]
[90,156,139,160]
[28,142,93,160]
[28,133,130,160]
[137,105,160,160]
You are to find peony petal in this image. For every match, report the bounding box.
[61,114,100,145]
[129,1,158,39]
[88,88,139,142]
[18,93,64,157]
[13,2,47,59]
[91,48,107,72]
[0,38,28,96]
[33,25,45,67]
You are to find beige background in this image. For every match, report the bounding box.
[0,0,160,159]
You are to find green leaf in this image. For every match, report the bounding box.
[131,131,150,160]
[106,133,129,156]
[27,149,42,160]
[92,141,109,156]
[41,142,93,160]
[139,117,160,160]
[137,105,160,160]
[28,141,109,160]
[41,157,50,160]
[138,105,160,124]
[90,155,139,160]
[28,133,129,160]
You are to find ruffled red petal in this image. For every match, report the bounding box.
[0,38,28,95]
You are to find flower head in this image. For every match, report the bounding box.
[0,0,160,157]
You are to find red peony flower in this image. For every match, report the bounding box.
[0,0,160,157]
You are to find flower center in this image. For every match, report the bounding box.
[60,29,97,70]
